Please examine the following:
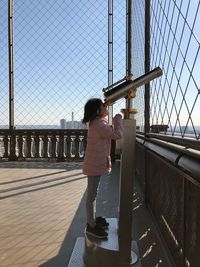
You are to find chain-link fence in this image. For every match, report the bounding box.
[0,0,128,129]
[0,0,9,128]
[150,0,200,139]
[110,0,127,116]
[133,0,200,139]
[132,0,145,131]
[0,0,129,129]
[1,0,199,139]
[14,0,108,128]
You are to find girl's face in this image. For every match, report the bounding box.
[99,103,109,117]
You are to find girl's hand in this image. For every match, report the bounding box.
[112,114,122,124]
[114,113,122,119]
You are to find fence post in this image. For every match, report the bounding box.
[144,0,150,135]
[8,0,14,131]
[8,0,16,160]
[108,0,113,124]
[125,0,132,116]
[144,0,151,207]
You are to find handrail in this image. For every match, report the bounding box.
[137,132,200,151]
[136,133,200,184]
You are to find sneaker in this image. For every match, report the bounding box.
[86,224,108,239]
[95,216,109,229]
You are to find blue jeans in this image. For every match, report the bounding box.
[86,176,101,227]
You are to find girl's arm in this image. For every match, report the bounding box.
[97,115,123,139]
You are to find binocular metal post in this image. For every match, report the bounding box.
[68,67,162,267]
[118,108,138,266]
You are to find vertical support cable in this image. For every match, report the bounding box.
[108,0,113,124]
[145,0,150,134]
[8,0,14,130]
[125,0,132,116]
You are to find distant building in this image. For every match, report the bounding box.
[60,112,87,129]
[66,120,87,129]
[180,125,188,133]
[60,119,66,129]
[150,124,168,133]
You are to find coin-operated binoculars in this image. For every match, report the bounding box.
[84,67,163,267]
[103,66,162,113]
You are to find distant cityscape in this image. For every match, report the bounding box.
[0,121,87,130]
[60,112,87,129]
[0,110,199,135]
[0,124,199,132]
[0,112,88,130]
[60,119,87,129]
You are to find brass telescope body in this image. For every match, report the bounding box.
[103,66,163,105]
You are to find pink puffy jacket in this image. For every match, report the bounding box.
[83,115,123,176]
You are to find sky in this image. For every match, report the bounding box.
[0,0,199,131]
[0,0,127,126]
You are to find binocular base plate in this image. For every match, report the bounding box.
[68,218,141,267]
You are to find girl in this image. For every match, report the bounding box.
[82,98,123,239]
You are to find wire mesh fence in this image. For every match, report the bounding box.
[0,0,199,140]
[150,0,200,139]
[151,0,200,139]
[131,0,145,132]
[1,0,126,129]
[133,0,200,139]
[111,0,127,116]
[0,0,9,128]
[13,0,109,129]
[0,0,128,129]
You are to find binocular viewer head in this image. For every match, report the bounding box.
[103,67,163,105]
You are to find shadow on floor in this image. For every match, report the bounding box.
[0,161,83,170]
[38,166,120,267]
[37,163,174,267]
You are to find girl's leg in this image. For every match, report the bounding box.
[86,175,101,227]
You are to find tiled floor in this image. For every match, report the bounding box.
[0,161,174,267]
[0,162,87,267]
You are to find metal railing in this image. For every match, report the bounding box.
[133,1,200,266]
[136,134,200,267]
